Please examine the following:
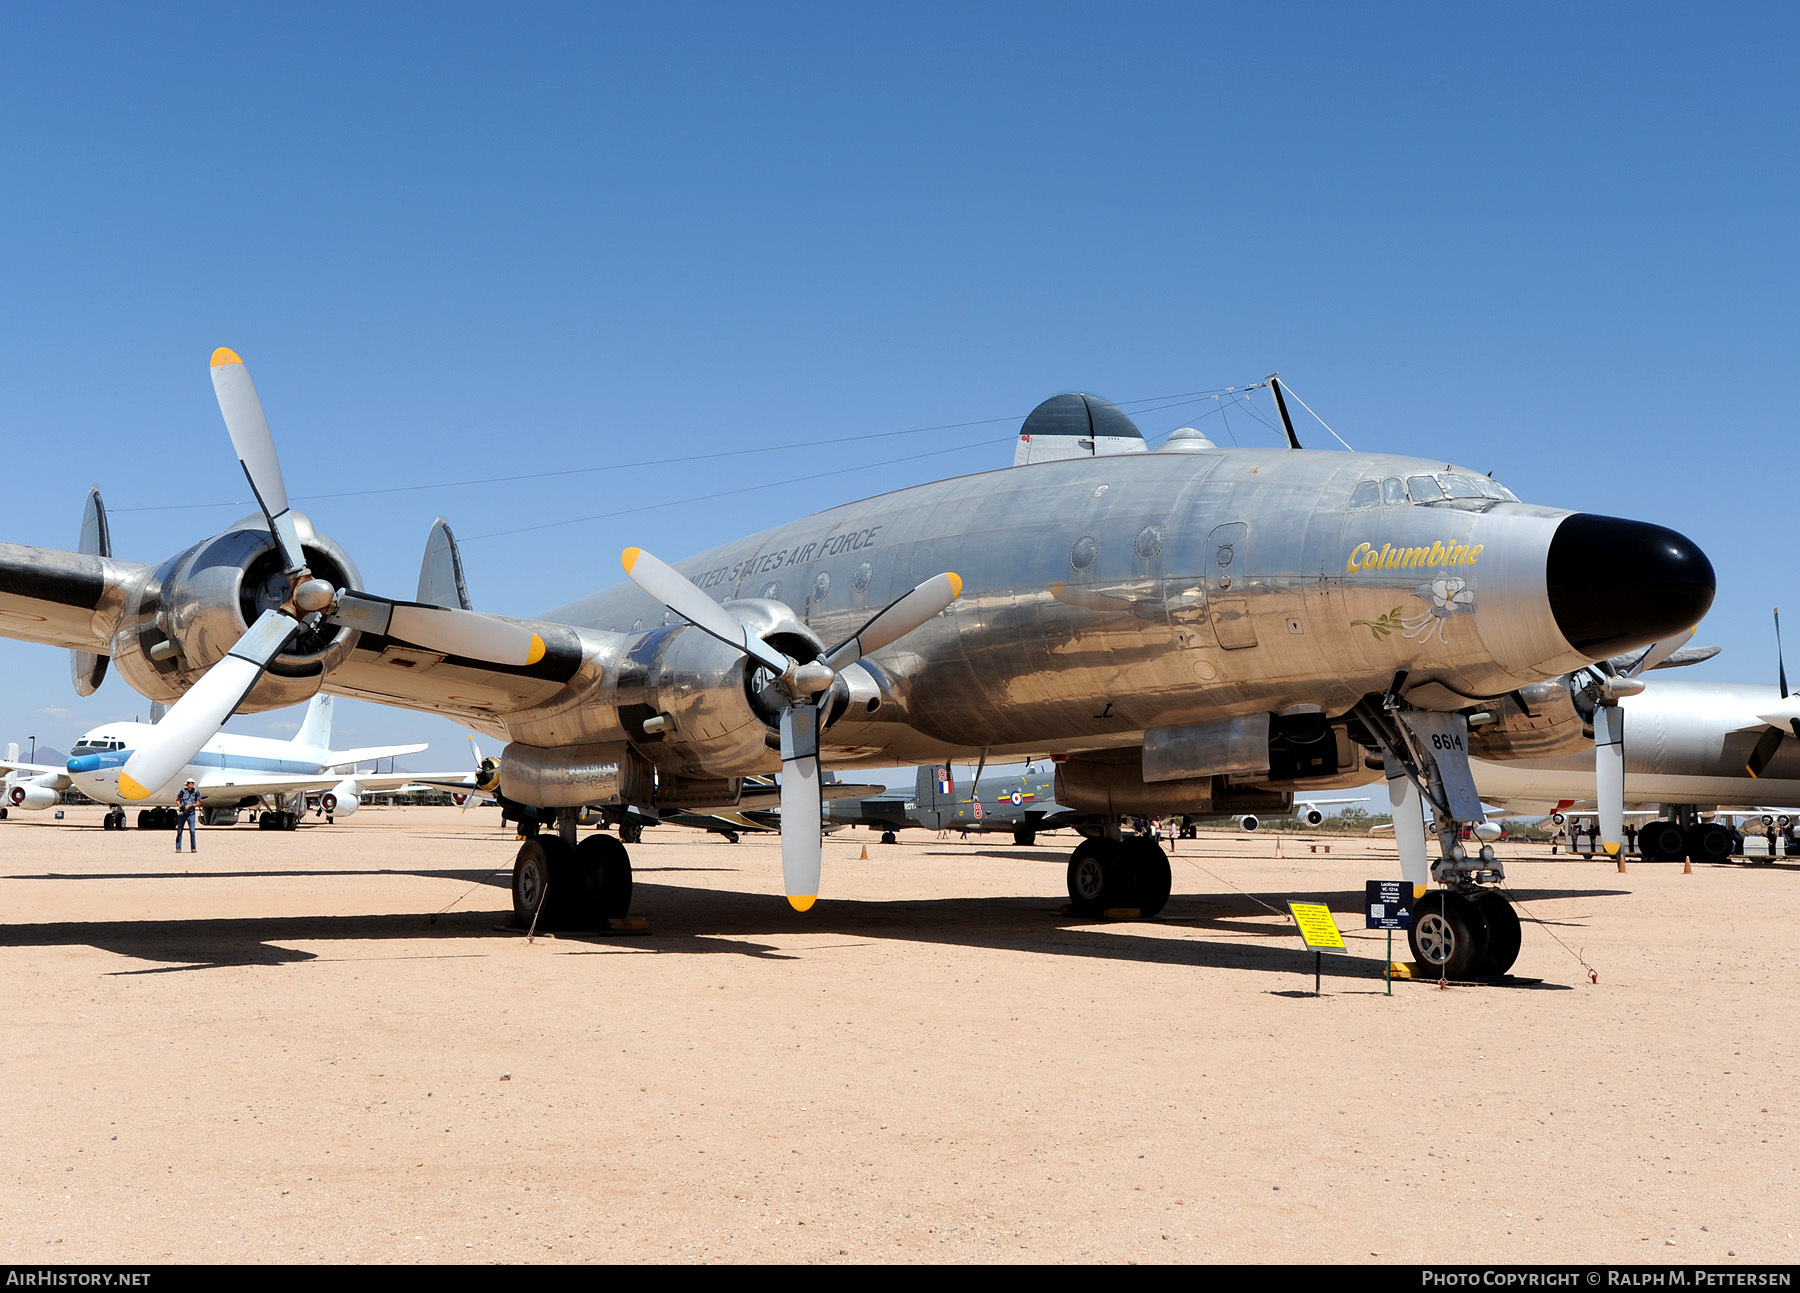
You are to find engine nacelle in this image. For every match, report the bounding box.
[320,780,360,817]
[613,603,828,779]
[8,782,58,811]
[1236,814,1260,833]
[1300,807,1325,827]
[107,512,363,713]
[1465,677,1592,762]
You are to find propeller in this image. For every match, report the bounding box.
[1578,625,1697,856]
[624,547,960,908]
[118,348,547,801]
[1746,608,1800,779]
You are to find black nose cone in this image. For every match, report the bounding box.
[1547,514,1715,657]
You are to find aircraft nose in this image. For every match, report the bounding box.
[1546,514,1715,658]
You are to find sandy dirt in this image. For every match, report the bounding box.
[0,804,1794,1264]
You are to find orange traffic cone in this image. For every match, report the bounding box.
[1683,857,1693,875]
[859,844,869,860]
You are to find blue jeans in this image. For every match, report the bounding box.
[175,809,197,851]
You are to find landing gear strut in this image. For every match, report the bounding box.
[1065,836,1171,918]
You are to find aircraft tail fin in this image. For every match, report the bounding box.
[296,694,334,749]
[417,518,473,610]
[4,743,17,764]
[149,700,168,724]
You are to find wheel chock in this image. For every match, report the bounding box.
[1388,962,1413,980]
[605,917,650,933]
[1101,906,1142,919]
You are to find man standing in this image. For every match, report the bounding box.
[176,778,200,853]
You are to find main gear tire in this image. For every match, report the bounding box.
[1688,822,1736,865]
[1121,837,1172,917]
[1637,819,1685,861]
[1408,891,1490,981]
[1066,839,1122,917]
[576,832,634,921]
[512,835,576,930]
[1473,890,1522,976]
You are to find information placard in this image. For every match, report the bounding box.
[1287,901,1347,952]
[1364,879,1415,930]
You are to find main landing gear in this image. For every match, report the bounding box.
[512,830,635,930]
[1408,889,1522,981]
[1064,836,1172,918]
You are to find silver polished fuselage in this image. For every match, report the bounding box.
[1472,679,1800,812]
[538,447,1590,772]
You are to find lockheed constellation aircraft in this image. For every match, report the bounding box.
[0,356,1714,978]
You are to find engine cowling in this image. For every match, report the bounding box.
[320,779,360,817]
[1465,677,1592,762]
[612,602,829,779]
[1301,807,1325,827]
[1236,814,1260,833]
[8,783,58,811]
[108,512,363,713]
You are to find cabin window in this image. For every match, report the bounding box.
[1347,479,1380,509]
[1439,474,1485,501]
[1381,477,1406,506]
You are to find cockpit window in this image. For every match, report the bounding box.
[1406,475,1445,502]
[1348,479,1381,509]
[1381,477,1406,506]
[1439,475,1484,501]
[1472,476,1515,501]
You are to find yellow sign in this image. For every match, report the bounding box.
[1288,902,1348,952]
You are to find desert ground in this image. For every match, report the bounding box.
[0,804,1793,1264]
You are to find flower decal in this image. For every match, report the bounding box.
[1401,576,1475,644]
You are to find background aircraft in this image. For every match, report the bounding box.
[0,694,432,830]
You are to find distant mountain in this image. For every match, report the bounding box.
[6,744,68,768]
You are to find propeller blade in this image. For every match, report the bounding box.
[330,593,545,667]
[1746,727,1785,779]
[1594,703,1625,856]
[1624,625,1699,677]
[621,547,790,675]
[1777,608,1788,700]
[116,610,301,800]
[821,572,962,670]
[210,348,308,577]
[1386,768,1431,893]
[779,703,823,910]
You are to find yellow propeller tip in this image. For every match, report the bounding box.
[117,773,152,801]
[526,634,546,665]
[946,572,963,598]
[1602,843,1621,856]
[787,894,816,912]
[621,547,641,572]
[1412,883,1427,900]
[210,347,242,368]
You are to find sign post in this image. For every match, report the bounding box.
[1287,901,1347,996]
[1364,879,1417,996]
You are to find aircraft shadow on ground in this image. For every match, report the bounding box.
[0,877,1619,983]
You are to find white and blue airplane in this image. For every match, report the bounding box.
[0,694,431,830]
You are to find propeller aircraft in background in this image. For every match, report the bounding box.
[1470,614,1800,865]
[0,359,1716,978]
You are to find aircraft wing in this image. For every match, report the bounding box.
[194,772,344,797]
[321,743,429,768]
[0,543,148,653]
[0,760,68,777]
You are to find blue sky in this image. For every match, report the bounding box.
[0,4,1794,758]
